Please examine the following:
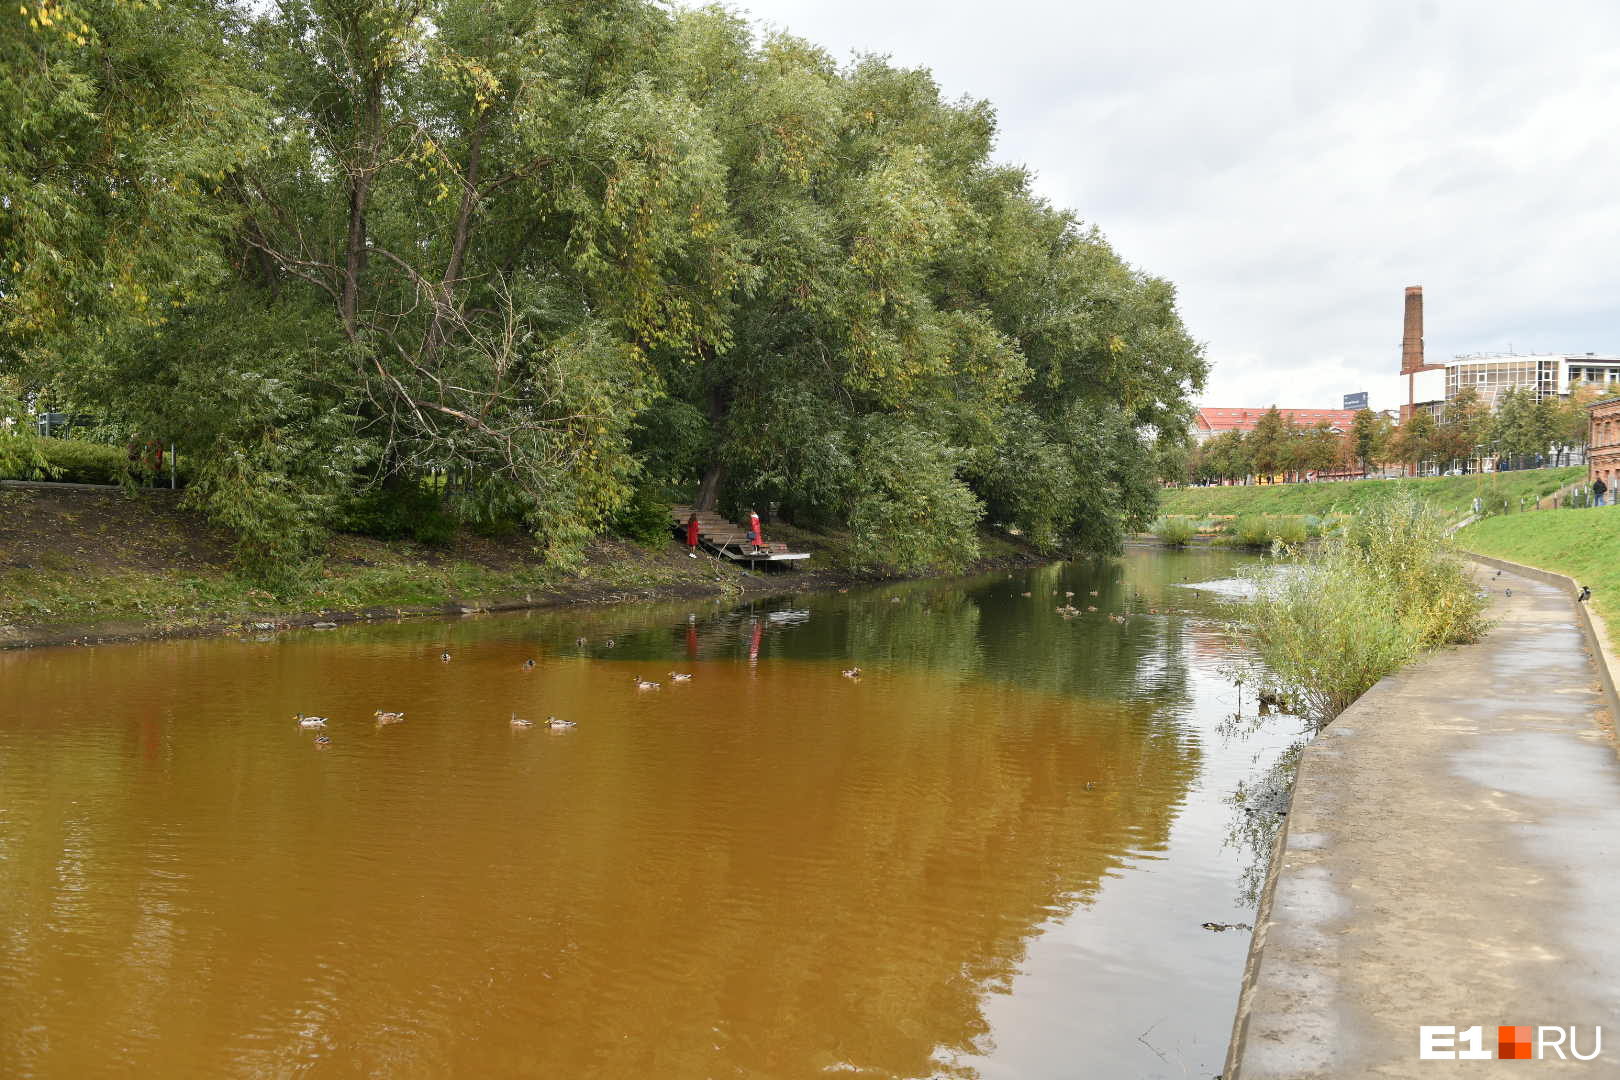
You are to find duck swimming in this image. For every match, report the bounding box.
[510,713,534,728]
[668,672,693,682]
[842,667,862,679]
[523,659,536,670]
[440,651,451,662]
[296,714,328,728]
[373,710,405,724]
[545,716,576,729]
[633,676,661,690]
[314,735,332,747]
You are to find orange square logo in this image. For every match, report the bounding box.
[1499,1026,1533,1060]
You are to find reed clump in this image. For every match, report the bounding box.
[1235,492,1489,729]
[1150,516,1196,546]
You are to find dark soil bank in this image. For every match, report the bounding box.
[0,484,1045,650]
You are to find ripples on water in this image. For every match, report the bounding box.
[0,548,1298,1079]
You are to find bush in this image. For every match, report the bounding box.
[1233,492,1489,728]
[1,437,123,484]
[42,440,136,484]
[337,483,456,546]
[0,435,199,486]
[611,484,674,547]
[0,431,56,481]
[1273,516,1308,545]
[1151,516,1195,546]
[1232,516,1273,548]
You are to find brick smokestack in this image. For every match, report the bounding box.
[1400,286,1424,374]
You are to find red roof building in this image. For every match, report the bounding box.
[1193,407,1358,444]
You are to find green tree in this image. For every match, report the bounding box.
[1552,381,1603,465]
[1349,409,1379,475]
[1491,388,1549,464]
[1434,386,1487,471]
[1392,409,1436,473]
[1293,421,1341,478]
[8,0,1207,579]
[1204,429,1251,483]
[1247,407,1293,480]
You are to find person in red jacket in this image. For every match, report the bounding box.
[747,509,763,552]
[686,513,701,557]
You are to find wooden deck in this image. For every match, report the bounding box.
[669,506,811,565]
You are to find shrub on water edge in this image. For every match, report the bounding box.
[1273,516,1308,545]
[1339,494,1490,651]
[1233,516,1273,548]
[1234,492,1489,730]
[1151,516,1195,546]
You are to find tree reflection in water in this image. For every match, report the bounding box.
[0,548,1293,1079]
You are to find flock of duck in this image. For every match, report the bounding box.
[292,650,717,748]
[1041,588,1157,622]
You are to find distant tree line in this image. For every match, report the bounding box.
[1185,383,1613,486]
[0,0,1206,581]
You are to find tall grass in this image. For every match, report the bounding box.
[1230,515,1310,548]
[1232,516,1274,548]
[1234,492,1490,729]
[1150,516,1196,546]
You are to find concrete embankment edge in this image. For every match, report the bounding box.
[1462,551,1618,720]
[1221,562,1619,1078]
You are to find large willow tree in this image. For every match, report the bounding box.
[2,0,1206,578]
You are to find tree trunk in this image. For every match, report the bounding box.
[423,116,485,361]
[694,380,730,511]
[340,84,382,339]
[695,461,726,512]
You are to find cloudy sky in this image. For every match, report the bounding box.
[727,0,1620,412]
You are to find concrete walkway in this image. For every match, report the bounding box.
[1225,566,1620,1077]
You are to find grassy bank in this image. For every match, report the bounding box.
[1458,508,1620,628]
[0,485,737,640]
[0,486,1039,645]
[1161,467,1583,520]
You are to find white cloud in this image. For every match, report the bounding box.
[726,0,1620,412]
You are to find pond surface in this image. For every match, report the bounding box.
[0,548,1297,1079]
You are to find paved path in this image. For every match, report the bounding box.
[1225,566,1620,1076]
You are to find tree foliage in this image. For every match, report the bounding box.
[4,0,1206,577]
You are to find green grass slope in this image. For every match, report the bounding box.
[1160,467,1584,520]
[1457,508,1620,628]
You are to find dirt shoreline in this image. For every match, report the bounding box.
[0,547,1049,653]
[1,483,1061,651]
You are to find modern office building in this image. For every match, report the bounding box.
[1444,353,1620,409]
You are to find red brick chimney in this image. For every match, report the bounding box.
[1400,286,1424,374]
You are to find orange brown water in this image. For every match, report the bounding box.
[0,549,1293,1078]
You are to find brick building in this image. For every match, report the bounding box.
[1590,397,1620,500]
[1191,407,1358,445]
